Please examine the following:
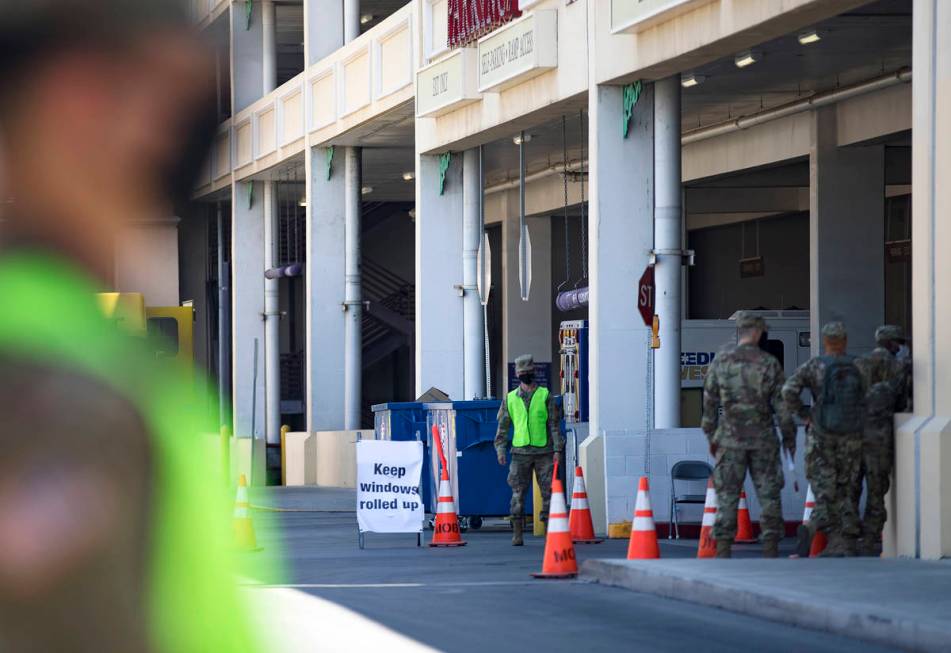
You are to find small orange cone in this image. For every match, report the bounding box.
[233,474,261,552]
[735,490,757,543]
[430,426,466,547]
[533,460,577,578]
[802,484,827,557]
[568,466,603,544]
[626,477,660,559]
[697,478,718,558]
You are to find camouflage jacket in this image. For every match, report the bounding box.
[494,385,563,456]
[856,347,911,421]
[782,354,867,433]
[701,344,796,450]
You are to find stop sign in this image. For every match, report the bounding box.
[637,266,655,327]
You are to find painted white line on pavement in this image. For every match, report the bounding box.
[241,585,439,653]
[244,580,585,589]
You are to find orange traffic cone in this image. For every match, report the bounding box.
[801,484,827,557]
[627,477,660,559]
[233,474,261,552]
[568,466,603,544]
[430,426,466,547]
[697,478,717,558]
[735,490,757,543]
[533,460,577,578]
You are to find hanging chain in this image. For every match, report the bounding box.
[579,109,588,284]
[560,115,571,290]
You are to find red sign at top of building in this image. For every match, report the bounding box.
[448,0,522,49]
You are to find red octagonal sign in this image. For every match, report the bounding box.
[637,266,655,327]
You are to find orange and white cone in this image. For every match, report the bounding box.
[430,467,466,547]
[697,478,718,558]
[627,477,660,559]
[568,466,603,544]
[533,461,577,578]
[802,484,827,557]
[233,474,261,552]
[735,490,757,543]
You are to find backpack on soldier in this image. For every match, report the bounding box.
[816,356,866,433]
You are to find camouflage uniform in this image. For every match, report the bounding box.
[495,387,562,521]
[854,326,912,546]
[782,324,866,550]
[702,319,796,546]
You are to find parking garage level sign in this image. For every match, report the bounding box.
[638,266,655,327]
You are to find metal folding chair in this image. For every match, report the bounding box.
[669,460,713,539]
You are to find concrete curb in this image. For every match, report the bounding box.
[581,559,951,652]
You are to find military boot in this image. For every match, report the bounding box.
[841,537,858,558]
[715,539,732,558]
[818,533,845,557]
[794,523,814,558]
[762,538,780,558]
[858,536,882,558]
[511,516,524,546]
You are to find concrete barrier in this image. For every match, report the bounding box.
[283,432,317,486]
[281,430,373,488]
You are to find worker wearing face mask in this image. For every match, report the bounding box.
[495,355,563,546]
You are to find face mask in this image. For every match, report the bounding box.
[517,372,534,385]
[896,344,910,360]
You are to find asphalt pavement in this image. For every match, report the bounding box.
[241,488,900,653]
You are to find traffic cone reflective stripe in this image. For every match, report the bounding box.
[533,462,578,578]
[735,490,757,543]
[802,484,827,557]
[430,470,466,547]
[627,477,660,559]
[697,478,717,558]
[233,474,261,552]
[568,466,603,544]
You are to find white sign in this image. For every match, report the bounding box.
[611,0,714,34]
[477,10,557,93]
[416,48,481,117]
[356,440,424,534]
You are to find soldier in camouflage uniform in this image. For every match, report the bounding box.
[783,322,867,557]
[702,312,796,558]
[854,325,912,556]
[495,355,563,546]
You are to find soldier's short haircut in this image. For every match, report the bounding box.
[737,326,760,340]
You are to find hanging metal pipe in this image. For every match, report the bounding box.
[518,131,530,301]
[654,76,683,428]
[555,287,589,312]
[344,147,362,430]
[217,201,229,428]
[263,181,281,445]
[261,0,277,94]
[463,148,486,400]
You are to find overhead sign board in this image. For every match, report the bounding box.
[477,10,557,93]
[416,48,481,118]
[611,0,714,34]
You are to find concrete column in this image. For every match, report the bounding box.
[261,0,277,94]
[344,0,361,43]
[891,0,951,559]
[231,181,266,442]
[304,0,344,65]
[588,82,655,534]
[462,148,486,400]
[304,146,346,432]
[654,75,682,429]
[415,152,464,399]
[809,106,884,356]
[231,1,264,113]
[344,147,363,429]
[263,181,281,445]
[217,203,230,429]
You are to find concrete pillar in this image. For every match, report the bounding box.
[653,75,683,428]
[809,106,884,356]
[588,82,655,535]
[304,0,344,65]
[891,0,951,559]
[217,203,230,429]
[231,181,266,444]
[462,148,486,400]
[263,181,281,445]
[344,0,361,43]
[415,152,464,399]
[261,0,277,94]
[304,146,346,432]
[231,1,264,113]
[344,147,363,429]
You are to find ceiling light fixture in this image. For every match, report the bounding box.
[402,171,415,181]
[512,133,533,146]
[298,197,307,207]
[408,209,416,221]
[798,29,821,45]
[361,186,373,195]
[360,14,374,25]
[734,50,759,68]
[681,72,705,88]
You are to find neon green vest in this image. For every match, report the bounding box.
[0,252,270,652]
[507,386,550,447]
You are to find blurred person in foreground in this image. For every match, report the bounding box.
[0,2,264,651]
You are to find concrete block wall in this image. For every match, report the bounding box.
[605,428,810,528]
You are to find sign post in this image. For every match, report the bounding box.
[356,439,424,548]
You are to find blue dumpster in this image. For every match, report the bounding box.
[371,402,432,509]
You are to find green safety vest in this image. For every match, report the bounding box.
[0,251,270,652]
[507,386,550,448]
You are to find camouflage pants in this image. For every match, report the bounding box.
[805,429,862,539]
[508,453,553,520]
[856,423,895,541]
[713,446,784,542]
